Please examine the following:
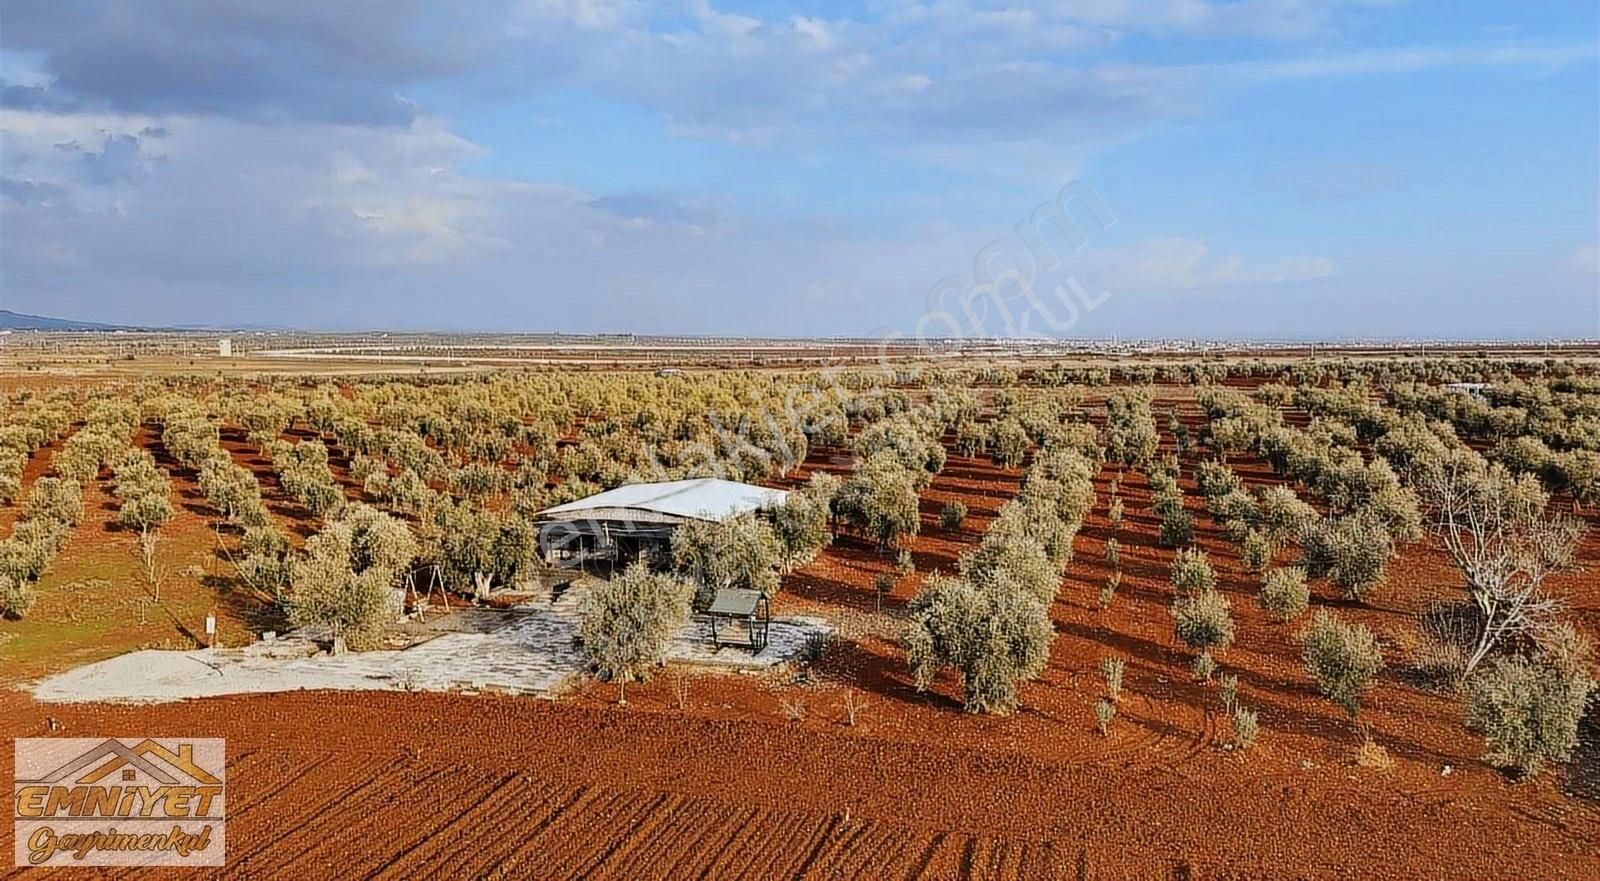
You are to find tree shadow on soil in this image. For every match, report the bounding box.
[1560,709,1600,804]
[1055,618,1466,766]
[209,581,288,635]
[790,573,907,614]
[818,635,961,711]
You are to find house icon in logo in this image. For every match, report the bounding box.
[18,739,222,789]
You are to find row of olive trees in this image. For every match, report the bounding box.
[112,449,174,534]
[150,400,290,608]
[0,392,75,505]
[285,439,543,605]
[1386,377,1600,505]
[362,463,435,516]
[53,399,141,484]
[0,477,83,620]
[1168,548,1233,681]
[159,399,274,530]
[284,369,850,519]
[222,383,559,606]
[1279,386,1593,745]
[1201,389,1423,602]
[111,447,176,599]
[1492,437,1600,509]
[0,395,130,619]
[1195,460,1319,570]
[265,439,344,517]
[1222,383,1595,777]
[903,436,1099,714]
[1023,355,1589,392]
[812,402,953,553]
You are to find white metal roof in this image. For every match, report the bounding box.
[536,478,790,523]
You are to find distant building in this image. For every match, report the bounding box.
[218,338,233,358]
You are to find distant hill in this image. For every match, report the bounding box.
[0,309,131,331]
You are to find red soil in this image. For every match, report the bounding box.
[0,432,67,537]
[0,441,275,682]
[3,401,1597,878]
[217,426,321,539]
[0,683,1593,879]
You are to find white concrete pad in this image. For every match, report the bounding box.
[28,586,832,704]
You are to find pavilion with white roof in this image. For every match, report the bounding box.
[534,478,790,568]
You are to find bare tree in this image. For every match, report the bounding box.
[138,528,167,602]
[1419,461,1583,675]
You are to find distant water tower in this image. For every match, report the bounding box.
[218,338,233,358]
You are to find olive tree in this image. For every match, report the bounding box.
[1158,507,1195,548]
[117,491,176,534]
[989,418,1030,469]
[579,563,695,704]
[955,420,987,458]
[1553,449,1600,509]
[1300,609,1384,720]
[1300,514,1394,602]
[236,525,294,606]
[1258,567,1310,622]
[450,462,505,500]
[428,503,540,597]
[1171,589,1235,661]
[855,416,946,482]
[23,478,83,527]
[1464,654,1593,778]
[671,511,782,607]
[0,520,71,584]
[1170,548,1217,596]
[289,505,418,650]
[1255,484,1317,545]
[1208,416,1259,462]
[1194,460,1242,500]
[941,500,968,530]
[198,457,262,524]
[0,574,36,620]
[1104,392,1159,468]
[903,573,1054,715]
[111,451,176,599]
[960,533,1059,607]
[836,453,922,551]
[772,489,832,572]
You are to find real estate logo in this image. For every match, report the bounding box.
[12,738,226,867]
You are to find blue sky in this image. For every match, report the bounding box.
[1,0,1596,339]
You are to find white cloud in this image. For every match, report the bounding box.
[1215,42,1600,81]
[0,105,961,332]
[1102,236,1334,291]
[1566,243,1600,275]
[0,0,1591,337]
[791,16,835,51]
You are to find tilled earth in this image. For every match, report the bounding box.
[0,688,1595,880]
[3,399,1599,878]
